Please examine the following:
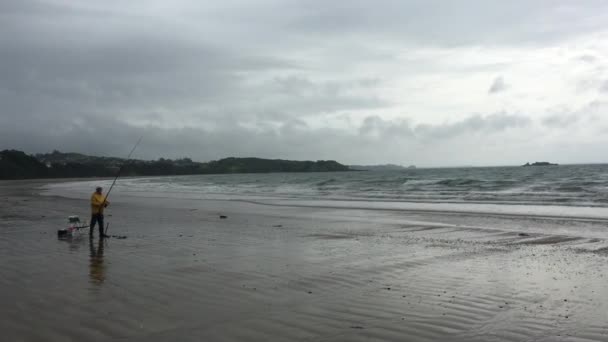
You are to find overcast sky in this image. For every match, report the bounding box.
[1,0,608,166]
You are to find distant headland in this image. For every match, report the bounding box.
[523,162,559,167]
[0,149,352,180]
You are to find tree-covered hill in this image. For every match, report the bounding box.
[0,150,351,180]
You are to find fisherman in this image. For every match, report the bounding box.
[90,186,110,239]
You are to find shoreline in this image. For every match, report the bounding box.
[41,177,608,223]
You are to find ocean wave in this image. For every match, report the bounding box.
[436,178,484,187]
[315,178,337,186]
[42,164,608,208]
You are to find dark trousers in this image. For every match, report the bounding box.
[90,213,105,237]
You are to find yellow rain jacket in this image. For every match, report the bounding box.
[91,192,109,214]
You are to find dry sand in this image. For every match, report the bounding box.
[1,180,608,341]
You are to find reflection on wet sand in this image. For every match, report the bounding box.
[89,238,106,285]
[67,236,83,253]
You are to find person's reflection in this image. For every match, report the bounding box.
[67,235,82,253]
[89,238,106,285]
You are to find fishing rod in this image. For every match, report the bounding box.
[102,136,143,203]
[101,136,143,235]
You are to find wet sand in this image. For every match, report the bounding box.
[1,180,608,341]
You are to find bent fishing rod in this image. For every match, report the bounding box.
[101,136,143,234]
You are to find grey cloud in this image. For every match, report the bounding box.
[0,110,529,163]
[414,112,530,140]
[2,1,608,166]
[1,1,391,130]
[576,79,602,93]
[541,101,606,129]
[542,113,581,128]
[0,112,357,162]
[256,76,389,118]
[600,80,608,93]
[578,54,597,63]
[283,0,608,47]
[359,116,413,139]
[359,112,531,143]
[0,0,98,16]
[2,105,605,166]
[272,76,381,96]
[488,76,508,94]
[8,0,604,52]
[0,1,302,120]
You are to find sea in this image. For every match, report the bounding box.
[43,164,608,220]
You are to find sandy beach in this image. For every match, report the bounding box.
[2,179,608,341]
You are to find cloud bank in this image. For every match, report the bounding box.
[2,0,608,166]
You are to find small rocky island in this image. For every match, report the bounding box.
[523,162,558,167]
